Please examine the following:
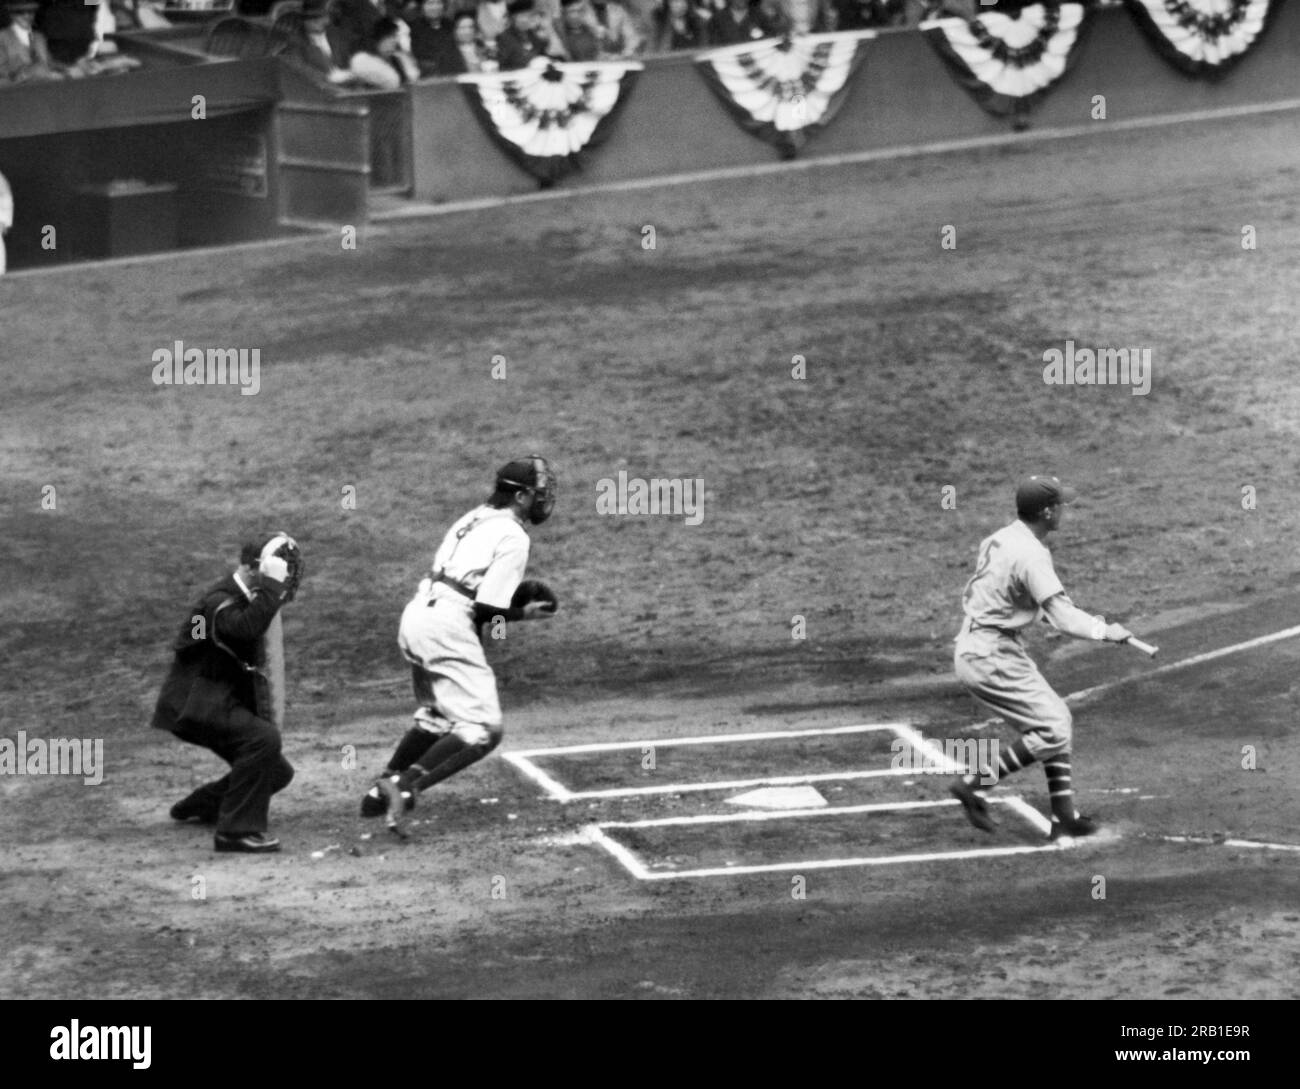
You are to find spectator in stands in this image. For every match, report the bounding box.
[495,0,560,70]
[334,0,387,54]
[449,8,490,70]
[291,0,356,81]
[835,0,903,28]
[348,14,420,86]
[710,0,763,44]
[0,0,63,82]
[0,167,11,275]
[35,0,97,73]
[588,0,640,56]
[754,0,789,35]
[551,0,598,60]
[476,0,508,48]
[650,0,706,52]
[409,0,460,75]
[776,0,837,33]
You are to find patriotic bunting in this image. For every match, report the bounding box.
[922,4,1092,117]
[457,58,643,186]
[694,31,876,159]
[1123,0,1275,75]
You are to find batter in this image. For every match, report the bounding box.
[950,474,1132,841]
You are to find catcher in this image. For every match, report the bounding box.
[152,533,304,853]
[361,455,558,830]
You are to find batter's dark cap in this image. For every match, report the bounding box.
[1016,474,1076,517]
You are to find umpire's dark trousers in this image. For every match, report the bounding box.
[171,707,294,835]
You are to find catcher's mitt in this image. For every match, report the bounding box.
[511,579,558,613]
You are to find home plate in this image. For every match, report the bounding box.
[726,786,828,810]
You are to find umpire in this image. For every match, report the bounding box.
[152,534,303,853]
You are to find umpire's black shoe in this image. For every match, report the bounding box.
[214,832,281,854]
[170,799,218,824]
[1049,814,1100,842]
[950,779,998,833]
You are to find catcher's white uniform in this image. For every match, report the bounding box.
[397,505,530,729]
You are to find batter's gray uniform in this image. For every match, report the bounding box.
[954,519,1082,758]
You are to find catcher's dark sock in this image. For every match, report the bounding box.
[1044,757,1077,821]
[397,733,493,792]
[385,727,440,775]
[963,738,1035,792]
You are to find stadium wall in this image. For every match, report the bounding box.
[409,3,1300,203]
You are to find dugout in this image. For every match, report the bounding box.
[0,37,369,270]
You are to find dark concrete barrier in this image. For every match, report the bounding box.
[408,3,1300,203]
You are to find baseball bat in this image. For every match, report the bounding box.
[1124,636,1158,657]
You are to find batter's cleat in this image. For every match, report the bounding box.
[170,799,218,824]
[1049,814,1100,842]
[214,832,281,854]
[950,779,998,833]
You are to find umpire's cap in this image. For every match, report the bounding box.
[1016,475,1076,518]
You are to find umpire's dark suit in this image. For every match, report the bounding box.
[152,573,294,835]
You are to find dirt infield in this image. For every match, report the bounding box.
[2,109,1299,1001]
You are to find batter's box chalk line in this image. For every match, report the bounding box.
[506,721,1120,880]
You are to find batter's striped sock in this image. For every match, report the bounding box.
[964,738,1036,792]
[1044,756,1078,821]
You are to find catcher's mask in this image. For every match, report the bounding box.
[496,454,556,525]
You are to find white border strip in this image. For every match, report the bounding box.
[510,721,905,758]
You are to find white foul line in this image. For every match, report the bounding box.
[1162,835,1300,853]
[499,752,573,803]
[509,721,906,758]
[1066,624,1300,703]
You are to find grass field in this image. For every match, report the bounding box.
[2,108,1299,1000]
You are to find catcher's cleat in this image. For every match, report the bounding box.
[170,799,218,824]
[1049,814,1100,842]
[372,777,415,837]
[360,784,388,818]
[950,779,998,833]
[360,775,416,818]
[214,832,281,854]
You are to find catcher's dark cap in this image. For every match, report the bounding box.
[496,457,544,491]
[1016,475,1076,517]
[301,0,329,16]
[507,0,535,14]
